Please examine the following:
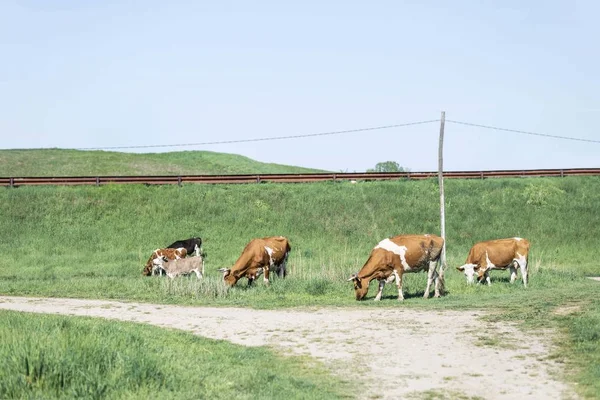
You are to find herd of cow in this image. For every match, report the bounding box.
[142,234,530,301]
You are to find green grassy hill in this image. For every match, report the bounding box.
[0,149,326,176]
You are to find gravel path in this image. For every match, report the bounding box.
[0,296,577,400]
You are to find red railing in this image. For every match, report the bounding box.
[1,168,599,187]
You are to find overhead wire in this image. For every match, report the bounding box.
[8,118,598,151]
[75,119,440,151]
[446,119,600,144]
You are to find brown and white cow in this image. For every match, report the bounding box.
[456,237,530,287]
[219,236,291,287]
[348,234,444,301]
[142,247,187,276]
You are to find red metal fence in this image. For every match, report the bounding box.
[1,168,599,187]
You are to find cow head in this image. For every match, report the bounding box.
[219,268,238,287]
[456,263,481,284]
[143,249,162,276]
[151,256,168,276]
[142,263,153,276]
[347,273,369,300]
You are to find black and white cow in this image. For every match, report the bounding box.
[167,237,202,257]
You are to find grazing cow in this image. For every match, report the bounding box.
[142,247,187,276]
[153,255,204,279]
[457,237,530,287]
[167,237,202,257]
[347,234,444,301]
[219,236,291,287]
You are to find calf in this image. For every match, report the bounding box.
[457,237,530,287]
[167,237,202,257]
[142,247,187,276]
[219,236,291,287]
[348,234,444,301]
[154,255,205,279]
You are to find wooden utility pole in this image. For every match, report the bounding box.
[438,111,447,289]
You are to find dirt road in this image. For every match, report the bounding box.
[0,296,577,399]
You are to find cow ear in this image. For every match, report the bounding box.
[218,268,230,277]
[456,265,465,271]
[346,273,358,282]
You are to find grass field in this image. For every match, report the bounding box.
[1,174,599,397]
[0,310,350,399]
[0,148,326,176]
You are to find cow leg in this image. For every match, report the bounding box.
[274,263,284,278]
[509,264,518,284]
[393,270,404,301]
[374,280,385,301]
[517,256,528,288]
[248,277,255,286]
[433,261,441,298]
[193,269,202,279]
[278,254,288,278]
[479,254,494,286]
[424,260,439,298]
[484,271,491,286]
[277,265,286,278]
[263,266,270,284]
[375,275,395,301]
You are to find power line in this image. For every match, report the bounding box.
[76,119,440,151]
[447,119,600,144]
[9,117,597,151]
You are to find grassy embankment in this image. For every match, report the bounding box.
[1,150,599,397]
[1,177,598,304]
[0,148,326,176]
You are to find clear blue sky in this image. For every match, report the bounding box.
[1,1,598,172]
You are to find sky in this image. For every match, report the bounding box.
[1,0,598,172]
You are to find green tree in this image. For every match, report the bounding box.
[367,161,406,173]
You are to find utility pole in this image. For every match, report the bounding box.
[438,111,447,291]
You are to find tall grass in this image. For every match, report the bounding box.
[0,177,598,302]
[0,311,349,399]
